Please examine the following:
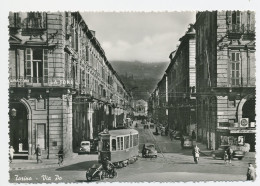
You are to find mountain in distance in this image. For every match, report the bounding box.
[110,60,169,101]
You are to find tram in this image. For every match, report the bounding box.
[98,129,139,167]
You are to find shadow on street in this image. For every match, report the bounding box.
[56,160,99,171]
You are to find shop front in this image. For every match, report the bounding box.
[216,128,256,152]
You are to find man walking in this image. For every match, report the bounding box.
[227,147,233,164]
[9,146,15,163]
[246,163,256,181]
[35,144,42,163]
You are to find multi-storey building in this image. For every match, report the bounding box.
[166,25,196,135]
[194,11,256,151]
[157,75,168,125]
[8,12,132,159]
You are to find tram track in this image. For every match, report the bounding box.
[135,122,167,162]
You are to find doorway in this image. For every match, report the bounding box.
[9,102,28,158]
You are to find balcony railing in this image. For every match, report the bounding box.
[9,12,47,30]
[227,24,255,34]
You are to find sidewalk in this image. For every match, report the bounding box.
[9,153,98,171]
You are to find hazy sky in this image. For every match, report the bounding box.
[81,12,196,62]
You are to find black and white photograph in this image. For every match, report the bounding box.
[1,0,259,185]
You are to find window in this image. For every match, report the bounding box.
[25,48,48,83]
[232,11,240,25]
[117,137,123,150]
[102,139,110,151]
[120,137,123,150]
[112,139,116,151]
[117,137,120,151]
[85,47,89,61]
[124,136,129,149]
[130,135,133,148]
[133,134,138,146]
[230,52,240,86]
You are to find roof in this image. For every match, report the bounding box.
[101,129,138,136]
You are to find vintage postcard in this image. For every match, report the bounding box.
[1,0,259,185]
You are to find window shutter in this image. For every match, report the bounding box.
[43,49,48,83]
[236,11,241,25]
[226,11,232,25]
[25,48,32,82]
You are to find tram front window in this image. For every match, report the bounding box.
[102,139,110,151]
[112,139,116,151]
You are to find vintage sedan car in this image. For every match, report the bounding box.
[182,136,193,148]
[142,143,158,158]
[211,145,245,160]
[79,141,91,154]
[173,131,182,140]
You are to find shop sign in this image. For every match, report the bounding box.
[48,79,75,85]
[230,129,256,134]
[9,78,29,83]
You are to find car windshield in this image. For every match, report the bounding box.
[82,143,89,146]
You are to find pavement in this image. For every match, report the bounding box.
[9,153,98,170]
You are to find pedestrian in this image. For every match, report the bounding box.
[224,151,229,165]
[192,130,196,140]
[246,163,256,181]
[35,144,42,163]
[227,147,233,164]
[155,126,158,135]
[57,148,63,165]
[9,146,15,163]
[192,144,200,163]
[181,136,184,148]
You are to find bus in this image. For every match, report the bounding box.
[98,129,139,167]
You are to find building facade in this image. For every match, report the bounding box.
[194,11,256,151]
[8,12,132,159]
[166,25,196,135]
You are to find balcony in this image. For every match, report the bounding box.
[227,24,255,38]
[9,12,47,35]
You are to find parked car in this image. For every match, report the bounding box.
[173,131,182,140]
[142,143,158,158]
[211,145,245,160]
[79,141,91,154]
[182,136,193,148]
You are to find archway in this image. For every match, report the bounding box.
[242,98,256,122]
[9,101,29,158]
[242,98,256,152]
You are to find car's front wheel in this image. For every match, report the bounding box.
[238,157,243,160]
